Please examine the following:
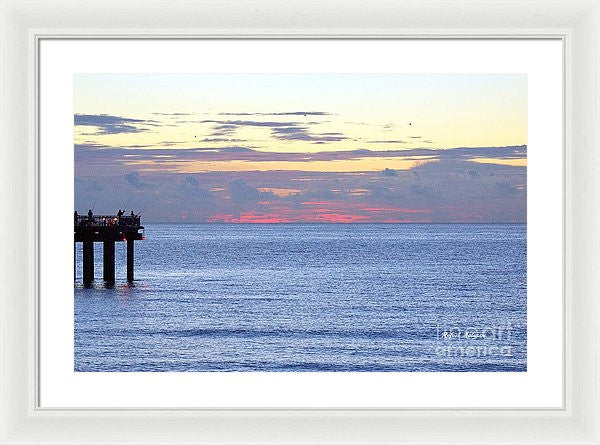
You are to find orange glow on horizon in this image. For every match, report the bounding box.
[469,157,527,167]
[124,156,436,173]
[257,187,302,197]
[205,202,433,223]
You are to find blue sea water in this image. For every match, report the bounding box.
[74,223,526,372]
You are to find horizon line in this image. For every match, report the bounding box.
[139,221,527,225]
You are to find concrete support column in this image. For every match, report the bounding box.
[83,241,94,286]
[103,240,115,286]
[127,238,134,283]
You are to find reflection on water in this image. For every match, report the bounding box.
[75,223,526,372]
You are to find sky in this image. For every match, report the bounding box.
[74,74,527,223]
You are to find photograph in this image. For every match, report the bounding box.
[6,0,599,439]
[73,73,527,372]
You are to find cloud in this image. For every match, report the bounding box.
[209,124,238,136]
[201,119,348,143]
[183,175,198,187]
[381,168,398,177]
[409,183,431,196]
[74,114,157,135]
[180,175,216,204]
[192,146,256,153]
[368,140,407,144]
[76,152,526,223]
[198,137,245,143]
[150,112,191,116]
[217,111,333,116]
[495,181,518,196]
[75,177,104,193]
[76,144,527,169]
[228,180,273,205]
[271,127,348,142]
[202,119,307,127]
[124,172,152,189]
[156,140,187,147]
[430,209,452,223]
[75,144,527,175]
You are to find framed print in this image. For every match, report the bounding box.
[40,39,561,410]
[1,0,599,444]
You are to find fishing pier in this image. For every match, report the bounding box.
[74,211,144,287]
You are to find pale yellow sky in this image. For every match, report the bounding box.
[74,74,527,161]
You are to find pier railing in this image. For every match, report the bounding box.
[75,214,141,228]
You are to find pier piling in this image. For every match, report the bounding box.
[103,240,115,285]
[82,240,94,286]
[127,238,134,283]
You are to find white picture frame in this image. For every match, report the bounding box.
[0,0,598,443]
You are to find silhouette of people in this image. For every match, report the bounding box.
[87,209,93,225]
[74,211,78,225]
[115,209,123,226]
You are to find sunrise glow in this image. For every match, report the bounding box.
[75,74,527,223]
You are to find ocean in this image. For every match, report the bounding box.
[74,223,527,372]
